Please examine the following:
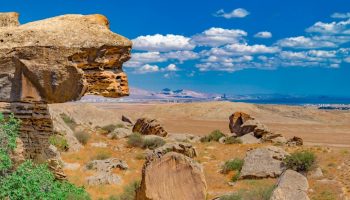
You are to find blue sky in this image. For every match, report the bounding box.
[1,0,350,96]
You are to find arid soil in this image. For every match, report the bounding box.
[51,102,350,199]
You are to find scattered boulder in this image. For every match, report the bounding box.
[91,142,108,148]
[136,152,207,200]
[167,133,201,143]
[286,136,303,146]
[270,170,310,200]
[108,127,133,139]
[85,158,128,186]
[133,118,168,137]
[122,115,134,125]
[86,158,128,173]
[309,167,323,179]
[146,142,197,160]
[229,112,254,134]
[86,173,121,185]
[241,146,289,179]
[238,133,261,144]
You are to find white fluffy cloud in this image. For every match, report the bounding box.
[164,51,199,62]
[254,31,272,38]
[163,64,178,71]
[214,8,250,19]
[306,19,350,34]
[136,64,160,73]
[331,12,350,19]
[191,27,247,47]
[276,36,337,49]
[224,43,280,55]
[132,34,195,52]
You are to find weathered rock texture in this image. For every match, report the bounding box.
[136,152,207,200]
[146,142,197,160]
[0,12,131,177]
[270,170,310,200]
[229,112,254,134]
[133,118,168,137]
[240,146,289,179]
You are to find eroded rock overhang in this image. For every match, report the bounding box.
[0,13,132,104]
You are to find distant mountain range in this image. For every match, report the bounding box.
[80,87,350,105]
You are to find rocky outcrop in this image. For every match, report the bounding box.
[133,118,168,137]
[136,152,207,200]
[0,13,131,178]
[240,146,289,179]
[229,112,254,134]
[270,170,310,200]
[85,158,128,186]
[122,115,134,125]
[146,142,197,160]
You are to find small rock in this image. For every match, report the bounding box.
[146,142,197,160]
[86,158,128,173]
[238,132,261,144]
[108,128,132,139]
[86,173,121,185]
[309,167,323,179]
[133,118,168,137]
[167,133,201,143]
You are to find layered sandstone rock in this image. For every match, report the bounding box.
[0,13,131,178]
[133,118,168,137]
[136,152,207,200]
[0,13,131,103]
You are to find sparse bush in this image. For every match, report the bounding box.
[231,171,241,182]
[49,135,69,151]
[200,129,225,142]
[127,132,144,148]
[127,133,165,150]
[220,193,243,200]
[142,137,165,150]
[108,181,140,200]
[74,131,90,145]
[224,137,242,144]
[135,153,145,160]
[222,158,244,174]
[284,150,316,172]
[60,113,77,130]
[219,185,275,200]
[92,151,111,160]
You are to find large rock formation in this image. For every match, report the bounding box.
[270,170,310,200]
[240,146,289,179]
[0,12,131,176]
[133,118,168,137]
[136,152,207,200]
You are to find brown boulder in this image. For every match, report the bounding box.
[133,118,168,137]
[0,13,131,103]
[229,112,253,134]
[286,136,303,146]
[146,142,197,160]
[136,152,207,200]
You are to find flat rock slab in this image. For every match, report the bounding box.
[240,146,289,179]
[270,170,310,200]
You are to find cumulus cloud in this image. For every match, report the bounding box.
[276,36,337,49]
[306,19,350,34]
[214,8,250,19]
[132,34,195,52]
[331,12,350,19]
[191,27,247,47]
[164,51,199,62]
[163,64,178,71]
[136,64,160,73]
[223,43,280,55]
[254,31,272,38]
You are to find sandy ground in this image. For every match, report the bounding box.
[92,101,350,147]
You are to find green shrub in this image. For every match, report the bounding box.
[0,160,90,200]
[220,193,243,200]
[127,133,165,150]
[142,137,165,150]
[60,113,77,130]
[219,185,275,200]
[0,113,20,171]
[224,137,242,144]
[284,150,316,172]
[109,181,140,200]
[231,171,241,182]
[200,130,225,142]
[127,132,144,148]
[49,135,69,151]
[74,131,90,145]
[222,158,244,174]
